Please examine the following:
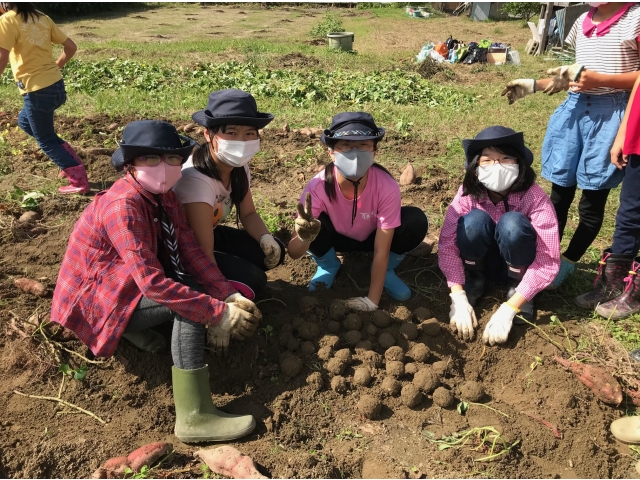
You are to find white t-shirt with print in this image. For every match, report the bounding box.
[173,156,251,227]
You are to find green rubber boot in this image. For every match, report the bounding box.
[172,365,256,443]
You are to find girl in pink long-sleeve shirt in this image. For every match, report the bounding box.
[438,126,560,346]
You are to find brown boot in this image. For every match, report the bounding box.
[574,249,634,309]
[595,258,640,320]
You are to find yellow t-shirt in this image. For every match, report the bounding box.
[0,10,67,94]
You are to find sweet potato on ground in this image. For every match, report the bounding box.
[554,356,623,405]
[127,442,172,472]
[14,277,47,297]
[195,446,267,479]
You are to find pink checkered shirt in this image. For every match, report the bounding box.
[438,184,560,301]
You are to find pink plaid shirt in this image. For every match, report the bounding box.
[51,176,236,358]
[438,184,560,301]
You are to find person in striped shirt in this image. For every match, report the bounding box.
[438,127,560,346]
[502,2,640,289]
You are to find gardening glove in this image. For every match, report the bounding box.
[543,63,584,95]
[295,192,321,243]
[501,79,535,104]
[482,302,518,346]
[259,233,281,269]
[207,325,231,358]
[219,294,263,340]
[343,296,378,312]
[449,290,478,341]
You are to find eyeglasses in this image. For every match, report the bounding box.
[478,155,518,167]
[135,154,184,166]
[333,145,375,153]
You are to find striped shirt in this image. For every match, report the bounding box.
[438,184,560,302]
[565,3,640,95]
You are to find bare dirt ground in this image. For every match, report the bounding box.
[0,113,639,479]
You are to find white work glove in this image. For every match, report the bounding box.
[344,296,378,312]
[218,294,263,340]
[207,326,231,357]
[295,192,321,243]
[482,302,518,346]
[259,233,281,269]
[449,290,478,341]
[501,79,535,104]
[544,63,584,95]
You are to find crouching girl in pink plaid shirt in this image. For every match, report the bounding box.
[438,126,560,346]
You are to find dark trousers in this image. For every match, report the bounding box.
[612,154,640,254]
[307,206,429,257]
[550,183,610,262]
[213,225,285,295]
[456,209,536,282]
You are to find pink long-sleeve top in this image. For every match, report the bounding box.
[438,184,561,301]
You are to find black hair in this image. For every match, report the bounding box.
[322,138,391,202]
[191,125,254,217]
[4,3,42,22]
[462,145,536,200]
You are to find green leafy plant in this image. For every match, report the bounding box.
[124,465,150,479]
[201,465,211,479]
[58,363,88,381]
[309,13,345,38]
[6,186,44,211]
[336,428,363,442]
[423,427,519,462]
[457,401,469,415]
[500,2,540,23]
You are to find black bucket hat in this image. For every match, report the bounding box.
[191,89,274,129]
[462,126,533,170]
[111,120,197,172]
[320,112,385,145]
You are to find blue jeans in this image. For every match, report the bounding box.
[18,80,79,170]
[611,155,640,254]
[456,210,537,281]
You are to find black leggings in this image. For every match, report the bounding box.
[550,183,611,262]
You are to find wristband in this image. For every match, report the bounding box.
[504,302,520,313]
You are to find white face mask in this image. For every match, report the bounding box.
[477,164,519,193]
[214,138,261,167]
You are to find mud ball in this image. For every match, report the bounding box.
[287,337,301,352]
[327,321,341,334]
[357,394,382,419]
[399,323,419,341]
[343,330,362,347]
[343,313,363,331]
[413,368,440,393]
[393,306,412,322]
[431,360,449,377]
[414,307,433,321]
[317,346,333,361]
[279,330,293,347]
[401,384,423,408]
[301,341,316,355]
[299,296,319,311]
[279,350,293,364]
[361,351,383,368]
[385,346,405,363]
[281,323,294,335]
[404,363,418,375]
[420,320,442,337]
[432,387,455,408]
[319,335,340,350]
[281,356,303,378]
[366,324,378,337]
[378,332,396,350]
[353,368,372,387]
[381,376,401,396]
[334,348,353,365]
[330,300,348,320]
[306,372,324,391]
[327,357,347,376]
[386,361,405,377]
[355,340,373,352]
[408,344,430,363]
[331,375,347,394]
[292,317,305,332]
[460,381,485,402]
[298,322,320,341]
[372,310,391,328]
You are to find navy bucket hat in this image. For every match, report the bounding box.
[462,126,533,170]
[111,120,197,172]
[192,89,274,129]
[320,112,385,145]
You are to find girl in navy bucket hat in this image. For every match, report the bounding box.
[51,120,261,444]
[438,126,560,346]
[288,112,429,311]
[173,89,285,301]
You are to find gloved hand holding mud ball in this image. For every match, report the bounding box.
[207,292,263,356]
[501,63,584,104]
